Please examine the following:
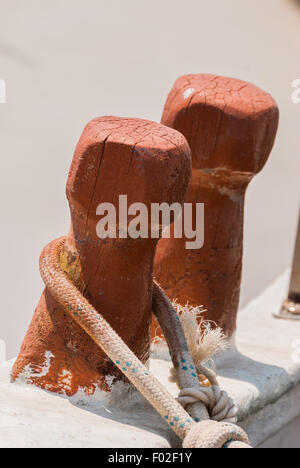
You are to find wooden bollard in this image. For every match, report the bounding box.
[12,117,191,395]
[154,75,279,337]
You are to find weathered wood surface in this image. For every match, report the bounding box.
[154,75,279,336]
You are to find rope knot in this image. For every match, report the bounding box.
[177,386,238,423]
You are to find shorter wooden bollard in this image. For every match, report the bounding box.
[12,117,191,395]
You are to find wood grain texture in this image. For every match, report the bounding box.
[154,75,279,336]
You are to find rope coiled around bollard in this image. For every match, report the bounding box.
[39,237,251,449]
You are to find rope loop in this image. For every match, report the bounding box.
[183,420,250,449]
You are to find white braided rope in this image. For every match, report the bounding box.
[183,420,250,449]
[39,237,251,449]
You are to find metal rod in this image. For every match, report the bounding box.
[274,206,300,320]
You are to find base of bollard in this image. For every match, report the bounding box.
[273,300,300,320]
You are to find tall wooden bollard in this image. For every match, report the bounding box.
[12,117,191,395]
[154,75,279,337]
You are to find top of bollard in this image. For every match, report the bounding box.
[70,116,190,157]
[66,116,192,240]
[161,74,279,175]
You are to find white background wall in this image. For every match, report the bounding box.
[0,0,299,359]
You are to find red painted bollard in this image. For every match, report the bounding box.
[12,117,191,395]
[154,75,279,337]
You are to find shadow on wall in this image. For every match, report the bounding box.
[0,340,6,363]
[0,38,38,68]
